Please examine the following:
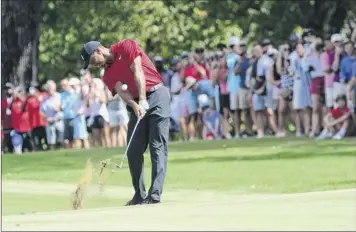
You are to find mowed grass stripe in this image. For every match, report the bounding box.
[2,139,355,193]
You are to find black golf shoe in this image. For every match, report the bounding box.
[141,197,160,205]
[124,197,144,206]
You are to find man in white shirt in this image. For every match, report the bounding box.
[40,80,64,149]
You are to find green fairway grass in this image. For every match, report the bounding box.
[2,138,356,215]
[2,138,355,193]
[1,193,125,216]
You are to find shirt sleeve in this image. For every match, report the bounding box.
[320,52,329,69]
[352,62,356,77]
[331,108,338,117]
[339,58,346,79]
[119,40,142,66]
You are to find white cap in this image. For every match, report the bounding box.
[229,37,240,46]
[68,77,80,86]
[198,94,210,108]
[331,33,342,43]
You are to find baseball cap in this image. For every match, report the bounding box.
[80,41,101,69]
[171,58,180,66]
[69,77,80,86]
[153,56,163,62]
[331,33,342,43]
[181,51,189,59]
[261,38,272,46]
[229,37,240,46]
[239,40,247,46]
[195,47,204,54]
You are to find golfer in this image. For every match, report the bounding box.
[80,40,170,205]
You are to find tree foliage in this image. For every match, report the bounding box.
[3,0,355,84]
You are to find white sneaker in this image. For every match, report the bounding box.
[317,129,329,140]
[225,133,232,139]
[296,132,303,137]
[256,134,264,139]
[234,134,240,139]
[276,132,286,138]
[332,133,342,140]
[309,132,315,138]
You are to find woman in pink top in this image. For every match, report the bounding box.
[217,55,231,138]
[322,40,336,109]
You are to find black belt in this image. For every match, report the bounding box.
[132,83,163,102]
[148,83,163,93]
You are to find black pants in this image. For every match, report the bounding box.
[127,86,170,202]
[32,126,47,151]
[2,129,14,153]
[19,131,35,152]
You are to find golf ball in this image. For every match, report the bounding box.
[121,84,128,90]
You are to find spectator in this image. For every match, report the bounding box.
[41,80,64,150]
[1,83,14,153]
[107,93,128,147]
[323,39,336,110]
[60,79,76,148]
[276,43,294,137]
[216,54,231,138]
[184,47,209,140]
[200,95,222,140]
[10,87,34,153]
[70,77,90,149]
[226,37,241,138]
[318,94,351,140]
[307,42,324,137]
[262,39,279,135]
[339,42,355,99]
[154,56,174,89]
[235,40,253,136]
[331,33,345,108]
[26,83,48,150]
[170,58,189,141]
[87,78,111,148]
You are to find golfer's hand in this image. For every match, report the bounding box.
[130,101,146,118]
[139,99,149,113]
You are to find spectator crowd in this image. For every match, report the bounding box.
[2,28,356,154]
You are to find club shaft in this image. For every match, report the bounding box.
[117,117,141,168]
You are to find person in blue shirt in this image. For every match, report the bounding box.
[234,41,253,137]
[60,79,77,148]
[201,102,222,140]
[340,42,356,87]
[226,37,242,138]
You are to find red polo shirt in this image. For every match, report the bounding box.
[1,98,13,130]
[184,64,210,81]
[103,39,163,99]
[27,94,47,128]
[11,99,32,133]
[331,107,350,119]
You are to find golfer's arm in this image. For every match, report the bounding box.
[115,82,136,106]
[130,56,146,101]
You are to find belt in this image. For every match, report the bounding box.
[132,83,163,102]
[148,83,163,93]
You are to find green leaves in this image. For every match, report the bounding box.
[38,0,355,82]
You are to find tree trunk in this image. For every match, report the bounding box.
[1,0,42,94]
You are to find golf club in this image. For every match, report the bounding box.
[116,116,142,168]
